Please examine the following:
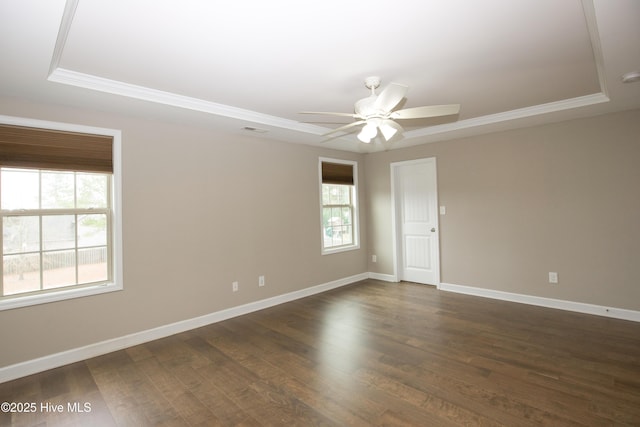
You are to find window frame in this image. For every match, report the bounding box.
[0,115,123,311]
[318,157,360,255]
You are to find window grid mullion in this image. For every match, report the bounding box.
[38,171,44,290]
[0,171,3,296]
[74,173,78,285]
[74,214,79,285]
[107,174,113,282]
[0,208,110,216]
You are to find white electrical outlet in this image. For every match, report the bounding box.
[372,255,377,263]
[232,281,239,292]
[548,272,558,284]
[258,275,265,287]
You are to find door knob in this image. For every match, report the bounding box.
[431,228,436,232]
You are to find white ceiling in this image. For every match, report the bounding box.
[1,0,639,152]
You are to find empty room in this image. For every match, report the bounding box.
[1,0,639,425]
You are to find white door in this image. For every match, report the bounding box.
[392,158,440,285]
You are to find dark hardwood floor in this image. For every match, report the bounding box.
[1,279,640,426]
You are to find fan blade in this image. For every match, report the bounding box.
[379,120,404,141]
[323,120,366,136]
[299,111,357,118]
[374,83,408,112]
[391,104,460,120]
[354,95,377,117]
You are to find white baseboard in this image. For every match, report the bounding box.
[8,274,635,384]
[439,282,640,323]
[368,272,398,282]
[0,273,368,384]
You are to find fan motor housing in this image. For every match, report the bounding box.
[355,96,380,117]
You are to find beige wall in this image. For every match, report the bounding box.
[366,109,640,311]
[1,96,639,370]
[0,98,367,367]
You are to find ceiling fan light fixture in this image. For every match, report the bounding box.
[379,122,398,141]
[357,122,378,143]
[357,132,372,143]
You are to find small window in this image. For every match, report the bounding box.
[319,158,359,254]
[0,118,122,310]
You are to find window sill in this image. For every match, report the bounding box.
[0,282,122,311]
[322,244,360,256]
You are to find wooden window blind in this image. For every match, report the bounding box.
[321,161,354,185]
[0,124,113,173]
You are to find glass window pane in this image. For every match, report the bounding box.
[3,253,41,295]
[334,232,341,247]
[341,207,352,225]
[78,214,107,247]
[43,250,76,288]
[332,191,339,205]
[342,226,353,245]
[329,186,340,204]
[322,184,330,204]
[3,216,40,254]
[323,184,350,205]
[322,210,333,237]
[322,207,331,225]
[42,215,76,250]
[1,168,39,210]
[41,171,75,209]
[78,247,108,284]
[340,186,351,204]
[77,173,108,209]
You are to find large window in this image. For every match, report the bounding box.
[319,158,359,254]
[0,118,122,310]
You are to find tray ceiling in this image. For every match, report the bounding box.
[1,0,639,152]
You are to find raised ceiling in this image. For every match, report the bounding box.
[1,0,639,152]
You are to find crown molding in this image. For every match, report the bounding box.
[48,0,79,76]
[48,67,327,135]
[581,0,608,97]
[402,92,610,140]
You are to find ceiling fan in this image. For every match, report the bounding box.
[301,76,460,143]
